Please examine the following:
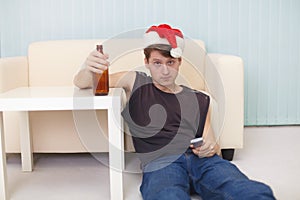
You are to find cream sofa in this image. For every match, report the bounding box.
[0,39,244,159]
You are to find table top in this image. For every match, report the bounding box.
[0,86,124,111]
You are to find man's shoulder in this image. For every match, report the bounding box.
[181,86,210,99]
[135,71,151,79]
[133,71,152,85]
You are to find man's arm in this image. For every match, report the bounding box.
[202,107,221,156]
[73,67,93,89]
[190,103,221,157]
[74,49,109,89]
[73,49,136,95]
[110,71,136,97]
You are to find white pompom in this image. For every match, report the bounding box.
[170,47,182,58]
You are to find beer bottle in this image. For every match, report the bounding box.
[93,44,109,95]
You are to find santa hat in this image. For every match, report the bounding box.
[143,24,184,58]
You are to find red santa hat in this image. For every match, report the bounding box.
[143,24,184,58]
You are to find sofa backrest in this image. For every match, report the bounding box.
[28,39,207,90]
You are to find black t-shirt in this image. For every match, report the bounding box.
[121,72,210,166]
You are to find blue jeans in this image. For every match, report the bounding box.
[140,152,275,200]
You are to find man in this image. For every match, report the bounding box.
[74,24,275,200]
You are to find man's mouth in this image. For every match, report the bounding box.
[161,76,171,81]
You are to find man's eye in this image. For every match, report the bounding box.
[167,61,175,65]
[154,62,162,66]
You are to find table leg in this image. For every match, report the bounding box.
[19,111,33,172]
[0,112,8,199]
[108,98,124,200]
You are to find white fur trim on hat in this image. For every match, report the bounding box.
[170,47,183,58]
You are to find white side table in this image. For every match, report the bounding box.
[0,86,125,200]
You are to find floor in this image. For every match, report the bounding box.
[5,126,300,200]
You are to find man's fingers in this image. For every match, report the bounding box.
[86,60,108,71]
[87,56,110,66]
[88,51,110,65]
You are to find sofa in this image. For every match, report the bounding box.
[0,39,244,159]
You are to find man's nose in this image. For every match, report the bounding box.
[161,64,170,74]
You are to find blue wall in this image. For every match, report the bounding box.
[1,0,299,126]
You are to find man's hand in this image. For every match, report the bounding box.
[73,50,110,89]
[190,139,219,158]
[85,50,110,74]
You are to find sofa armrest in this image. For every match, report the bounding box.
[205,53,244,149]
[0,56,29,93]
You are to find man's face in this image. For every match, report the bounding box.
[145,50,181,88]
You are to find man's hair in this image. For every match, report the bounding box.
[144,44,173,62]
